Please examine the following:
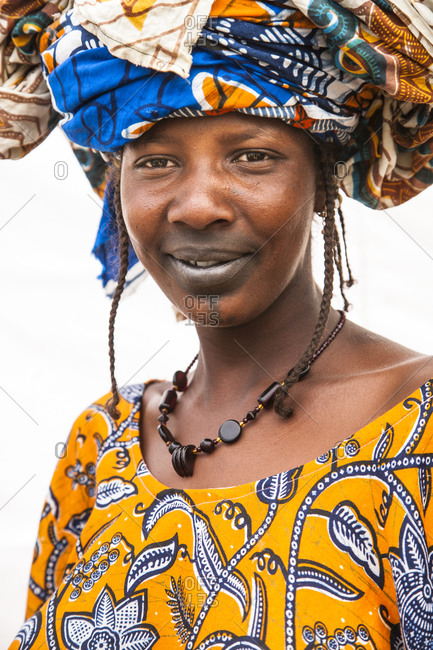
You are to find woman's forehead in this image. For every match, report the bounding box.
[125,112,314,150]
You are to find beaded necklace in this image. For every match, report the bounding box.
[157,311,346,477]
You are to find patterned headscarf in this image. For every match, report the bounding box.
[2,0,433,293]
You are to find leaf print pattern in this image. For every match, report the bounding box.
[372,425,394,462]
[13,613,41,650]
[192,512,225,590]
[142,489,194,539]
[165,576,195,645]
[223,570,251,621]
[193,510,250,618]
[296,560,363,600]
[247,574,267,642]
[328,501,384,587]
[126,535,179,595]
[95,477,138,507]
[418,466,432,514]
[256,468,301,504]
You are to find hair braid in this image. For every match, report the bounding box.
[333,226,349,311]
[273,147,339,418]
[338,201,355,289]
[105,155,130,420]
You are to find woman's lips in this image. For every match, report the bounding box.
[165,253,254,289]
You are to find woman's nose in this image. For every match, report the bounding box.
[166,165,236,229]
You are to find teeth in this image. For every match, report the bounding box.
[186,260,221,267]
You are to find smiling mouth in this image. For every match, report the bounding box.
[170,256,243,268]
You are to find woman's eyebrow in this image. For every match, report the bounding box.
[137,133,174,146]
[220,129,279,143]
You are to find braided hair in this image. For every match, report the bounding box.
[273,145,354,417]
[105,144,354,420]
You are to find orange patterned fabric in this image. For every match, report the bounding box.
[8,378,433,649]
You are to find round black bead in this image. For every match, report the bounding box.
[159,389,177,413]
[168,441,181,454]
[173,370,188,391]
[218,419,242,444]
[158,424,174,444]
[199,438,216,454]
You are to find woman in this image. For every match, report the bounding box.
[5,0,433,648]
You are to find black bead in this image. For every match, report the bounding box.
[157,413,168,423]
[168,441,181,454]
[173,370,187,391]
[199,438,215,454]
[257,381,281,408]
[219,419,242,444]
[158,424,174,444]
[181,445,196,476]
[171,446,185,476]
[159,389,177,413]
[172,445,196,477]
[246,411,256,421]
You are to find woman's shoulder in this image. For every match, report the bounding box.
[66,380,165,451]
[290,318,433,460]
[340,319,433,403]
[77,381,161,424]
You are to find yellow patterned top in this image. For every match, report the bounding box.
[9,378,433,649]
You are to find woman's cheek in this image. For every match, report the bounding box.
[122,198,158,248]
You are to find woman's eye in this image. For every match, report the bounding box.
[137,158,176,169]
[236,151,271,162]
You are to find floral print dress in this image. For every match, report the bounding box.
[9,378,433,649]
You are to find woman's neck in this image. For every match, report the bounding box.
[186,279,326,405]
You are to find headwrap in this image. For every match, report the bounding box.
[2,0,433,294]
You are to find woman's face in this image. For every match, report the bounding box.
[121,113,321,327]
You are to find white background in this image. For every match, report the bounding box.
[1,127,432,644]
